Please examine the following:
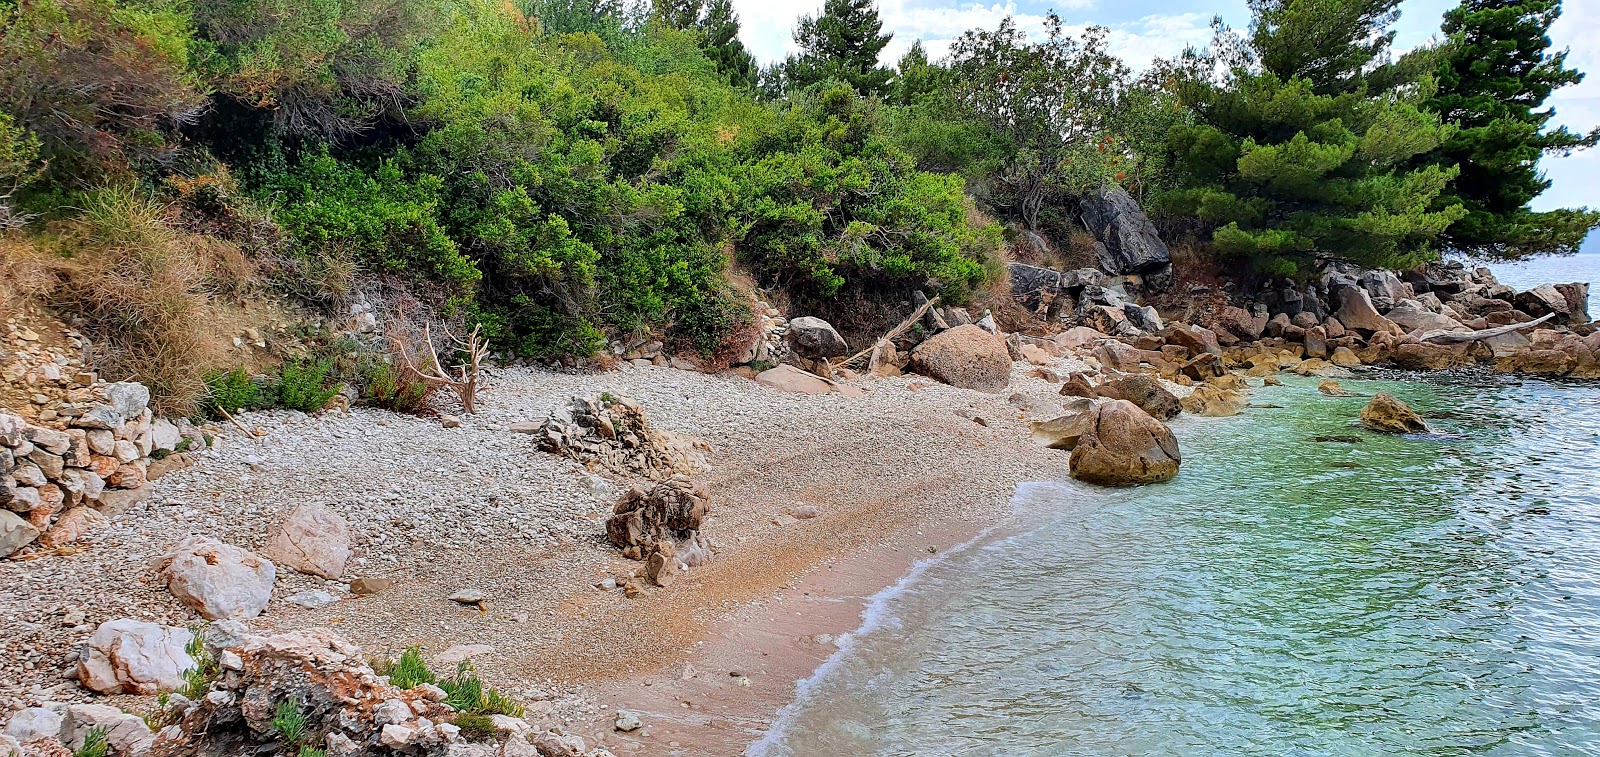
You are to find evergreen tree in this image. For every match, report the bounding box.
[1156,6,1466,275]
[1422,0,1600,259]
[1247,0,1402,94]
[891,40,947,105]
[782,0,893,96]
[700,0,758,89]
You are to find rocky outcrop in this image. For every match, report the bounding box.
[1095,375,1181,420]
[536,395,711,481]
[786,316,848,358]
[909,324,1011,392]
[1360,392,1428,434]
[1068,400,1181,486]
[1332,288,1399,335]
[77,619,196,694]
[1078,184,1172,280]
[606,476,712,576]
[264,502,351,580]
[154,537,277,620]
[118,627,620,757]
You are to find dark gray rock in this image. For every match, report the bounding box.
[786,316,848,358]
[1078,184,1171,277]
[1007,263,1062,309]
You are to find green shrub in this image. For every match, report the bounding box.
[73,727,110,757]
[361,358,433,414]
[440,662,525,717]
[297,748,327,757]
[272,699,309,745]
[179,632,218,699]
[202,367,265,418]
[379,646,436,689]
[276,359,341,413]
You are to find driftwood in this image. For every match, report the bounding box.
[1419,313,1554,344]
[394,323,490,413]
[833,296,941,368]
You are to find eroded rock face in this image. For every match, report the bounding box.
[606,476,711,567]
[1068,400,1181,486]
[1096,375,1181,420]
[77,619,196,695]
[537,395,711,481]
[909,324,1011,393]
[1360,392,1427,434]
[264,502,351,580]
[154,537,276,620]
[1333,287,1399,335]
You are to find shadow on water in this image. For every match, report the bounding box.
[754,371,1600,757]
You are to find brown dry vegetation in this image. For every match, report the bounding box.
[0,189,280,416]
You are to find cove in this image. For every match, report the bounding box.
[754,372,1600,756]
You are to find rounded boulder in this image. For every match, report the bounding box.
[910,324,1011,393]
[1068,400,1181,486]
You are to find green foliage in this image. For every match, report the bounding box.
[202,368,266,418]
[0,0,204,184]
[1419,0,1600,258]
[440,662,526,717]
[734,84,1000,302]
[782,0,894,96]
[74,727,111,757]
[1247,0,1402,94]
[188,0,430,138]
[381,647,437,689]
[1154,6,1466,273]
[272,699,310,745]
[362,358,433,413]
[0,110,41,226]
[179,630,219,699]
[276,359,341,412]
[297,748,327,757]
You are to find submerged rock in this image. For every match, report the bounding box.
[1068,400,1181,486]
[1180,384,1246,417]
[1360,392,1428,434]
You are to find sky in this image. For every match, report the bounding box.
[727,0,1600,217]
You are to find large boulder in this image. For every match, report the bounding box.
[1077,184,1171,277]
[1360,270,1412,309]
[601,473,710,563]
[909,324,1011,392]
[1360,392,1427,433]
[77,619,196,694]
[786,317,848,358]
[1553,282,1590,323]
[154,537,276,620]
[264,502,351,580]
[1164,323,1222,357]
[1213,306,1265,342]
[1007,263,1064,310]
[1096,375,1181,420]
[1514,285,1570,321]
[1332,287,1400,335]
[61,704,153,756]
[1386,300,1467,333]
[1068,400,1182,486]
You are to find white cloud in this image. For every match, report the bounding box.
[730,0,1215,71]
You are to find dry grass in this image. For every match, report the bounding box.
[2,188,274,416]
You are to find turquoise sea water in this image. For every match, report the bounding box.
[752,373,1600,756]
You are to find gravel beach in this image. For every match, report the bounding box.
[0,357,1092,752]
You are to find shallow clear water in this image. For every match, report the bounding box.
[753,374,1600,756]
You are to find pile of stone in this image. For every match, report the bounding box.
[1,385,211,558]
[534,395,710,481]
[606,476,712,587]
[2,626,616,757]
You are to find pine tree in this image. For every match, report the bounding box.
[891,40,947,105]
[700,0,757,89]
[1247,0,1402,94]
[1422,0,1600,259]
[1156,5,1466,274]
[783,0,894,96]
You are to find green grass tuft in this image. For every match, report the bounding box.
[380,646,437,689]
[74,727,110,757]
[272,699,309,745]
[451,712,497,742]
